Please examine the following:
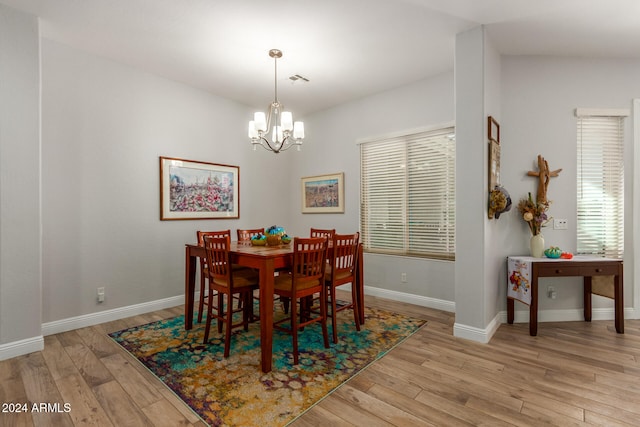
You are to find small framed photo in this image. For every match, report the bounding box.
[488,116,500,144]
[301,172,344,214]
[160,156,239,220]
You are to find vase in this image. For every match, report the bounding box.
[530,233,544,258]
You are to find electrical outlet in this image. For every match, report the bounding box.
[554,218,568,230]
[401,273,407,283]
[97,287,105,303]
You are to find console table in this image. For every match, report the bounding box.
[507,256,623,336]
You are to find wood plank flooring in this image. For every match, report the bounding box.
[1,293,639,426]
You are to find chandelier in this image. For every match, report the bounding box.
[248,49,304,153]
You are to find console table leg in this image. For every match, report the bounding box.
[584,276,592,322]
[615,274,624,333]
[530,277,538,336]
[507,298,514,324]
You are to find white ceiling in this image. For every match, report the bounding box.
[3,0,640,115]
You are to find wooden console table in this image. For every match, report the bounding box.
[507,256,624,336]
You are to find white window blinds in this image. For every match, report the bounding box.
[576,111,625,259]
[360,126,455,260]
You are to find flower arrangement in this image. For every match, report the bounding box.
[517,192,550,236]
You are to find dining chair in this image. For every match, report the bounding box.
[325,232,361,343]
[310,228,335,240]
[202,235,259,357]
[236,227,266,320]
[237,228,265,242]
[273,236,330,365]
[196,230,233,323]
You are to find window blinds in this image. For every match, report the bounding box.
[576,114,625,259]
[360,127,455,260]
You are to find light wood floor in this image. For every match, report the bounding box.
[1,293,639,427]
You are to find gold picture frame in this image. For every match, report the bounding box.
[301,172,344,213]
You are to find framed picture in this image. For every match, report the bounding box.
[159,156,239,220]
[488,116,500,143]
[489,139,501,190]
[301,172,344,214]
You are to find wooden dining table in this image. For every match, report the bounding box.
[184,240,364,373]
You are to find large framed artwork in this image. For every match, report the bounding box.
[160,156,239,220]
[301,172,345,214]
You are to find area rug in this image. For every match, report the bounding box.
[109,305,426,426]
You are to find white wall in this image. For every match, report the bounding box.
[0,6,42,355]
[453,26,487,339]
[500,56,640,317]
[41,39,290,323]
[290,71,456,305]
[483,31,505,329]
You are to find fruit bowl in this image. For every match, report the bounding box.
[251,237,267,246]
[544,246,562,258]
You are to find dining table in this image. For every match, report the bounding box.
[184,240,364,373]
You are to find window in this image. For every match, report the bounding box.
[360,126,455,260]
[576,109,626,259]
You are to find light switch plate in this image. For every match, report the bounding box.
[554,218,568,230]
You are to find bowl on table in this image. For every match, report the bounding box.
[544,247,562,258]
[251,238,267,246]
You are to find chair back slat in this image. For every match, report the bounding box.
[202,235,232,282]
[237,228,265,242]
[310,228,335,240]
[292,237,328,290]
[197,230,232,246]
[331,232,360,277]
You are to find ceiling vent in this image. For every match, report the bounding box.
[289,74,309,84]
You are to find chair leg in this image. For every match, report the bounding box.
[224,293,233,358]
[320,288,330,349]
[291,297,299,365]
[203,289,215,344]
[329,285,339,344]
[242,292,251,331]
[351,283,361,331]
[197,275,206,323]
[217,293,224,333]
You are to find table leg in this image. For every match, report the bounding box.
[356,243,365,325]
[529,275,538,336]
[259,259,275,372]
[185,247,196,330]
[583,276,592,322]
[615,273,624,333]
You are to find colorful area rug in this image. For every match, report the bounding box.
[109,304,426,426]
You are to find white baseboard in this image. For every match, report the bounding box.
[0,335,44,361]
[1,295,185,361]
[361,285,456,313]
[453,313,502,344]
[497,306,638,324]
[41,295,185,336]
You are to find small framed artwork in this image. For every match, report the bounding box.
[489,139,501,190]
[159,156,239,220]
[301,172,344,214]
[488,116,500,143]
